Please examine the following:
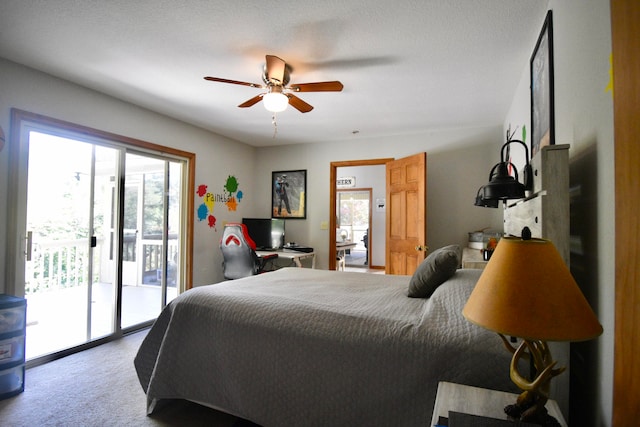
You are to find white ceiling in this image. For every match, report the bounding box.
[0,0,548,148]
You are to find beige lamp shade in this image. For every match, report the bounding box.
[463,236,603,342]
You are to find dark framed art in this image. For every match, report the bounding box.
[272,170,307,219]
[530,10,555,158]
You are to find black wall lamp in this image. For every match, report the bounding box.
[474,186,499,208]
[474,137,533,207]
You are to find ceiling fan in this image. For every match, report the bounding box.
[204,55,343,113]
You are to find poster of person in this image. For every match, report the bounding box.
[272,170,306,219]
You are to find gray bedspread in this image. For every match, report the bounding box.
[135,267,516,427]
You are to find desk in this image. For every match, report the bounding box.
[256,250,316,269]
[462,247,488,270]
[336,241,357,258]
[431,382,567,427]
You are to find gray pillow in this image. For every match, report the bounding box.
[407,245,461,298]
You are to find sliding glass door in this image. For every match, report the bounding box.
[8,110,191,364]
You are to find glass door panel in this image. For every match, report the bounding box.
[121,153,176,328]
[24,133,118,359]
[165,161,182,305]
[89,146,119,339]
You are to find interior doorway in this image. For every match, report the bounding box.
[329,158,392,271]
[337,189,371,267]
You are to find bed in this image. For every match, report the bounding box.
[134,266,517,427]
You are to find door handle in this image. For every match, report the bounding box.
[415,245,429,252]
[26,231,33,261]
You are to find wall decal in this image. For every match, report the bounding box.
[196,184,217,230]
[224,175,238,193]
[223,175,243,211]
[196,175,245,230]
[606,53,614,96]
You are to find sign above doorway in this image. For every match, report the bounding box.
[337,176,356,188]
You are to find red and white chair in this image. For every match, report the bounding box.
[220,223,277,279]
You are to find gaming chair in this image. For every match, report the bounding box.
[220,223,276,279]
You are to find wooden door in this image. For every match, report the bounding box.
[612,0,640,424]
[385,152,427,275]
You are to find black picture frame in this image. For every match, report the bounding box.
[530,10,555,159]
[272,170,307,219]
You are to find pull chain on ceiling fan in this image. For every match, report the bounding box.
[204,55,344,113]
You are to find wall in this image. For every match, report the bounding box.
[0,57,507,286]
[503,1,615,425]
[0,58,258,289]
[254,127,505,270]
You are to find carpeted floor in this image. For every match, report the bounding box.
[0,330,252,427]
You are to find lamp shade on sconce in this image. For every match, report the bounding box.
[482,162,526,201]
[463,236,603,342]
[474,186,499,208]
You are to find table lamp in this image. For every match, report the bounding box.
[462,228,602,425]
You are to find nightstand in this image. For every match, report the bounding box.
[462,247,488,270]
[431,382,567,426]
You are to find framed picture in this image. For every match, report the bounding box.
[530,10,555,158]
[272,170,307,219]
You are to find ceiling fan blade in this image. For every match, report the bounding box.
[286,94,314,113]
[289,81,344,92]
[238,94,264,108]
[265,55,286,84]
[204,76,263,88]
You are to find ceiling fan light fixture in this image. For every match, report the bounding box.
[204,55,342,114]
[263,92,289,113]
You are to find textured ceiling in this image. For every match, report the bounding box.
[0,0,549,147]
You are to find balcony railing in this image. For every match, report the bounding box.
[26,236,178,294]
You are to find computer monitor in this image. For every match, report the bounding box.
[242,218,285,250]
[269,218,285,249]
